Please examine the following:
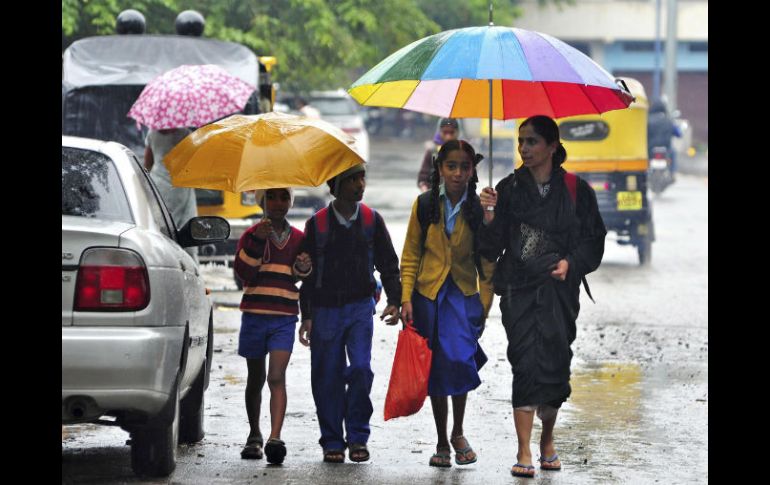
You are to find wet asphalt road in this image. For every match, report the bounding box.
[62,137,708,484]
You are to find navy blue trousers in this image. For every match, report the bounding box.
[310,297,375,450]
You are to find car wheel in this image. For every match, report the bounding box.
[130,379,179,477]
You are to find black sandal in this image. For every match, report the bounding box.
[264,438,287,464]
[348,443,370,462]
[240,436,263,460]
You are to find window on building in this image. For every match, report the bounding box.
[623,41,656,52]
[566,42,591,57]
[689,42,708,53]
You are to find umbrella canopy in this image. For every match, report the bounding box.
[349,25,634,186]
[164,112,365,192]
[128,64,255,130]
[349,26,633,120]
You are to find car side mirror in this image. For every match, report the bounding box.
[177,216,231,247]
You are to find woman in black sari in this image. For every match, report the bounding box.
[478,115,606,478]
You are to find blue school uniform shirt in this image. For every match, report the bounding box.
[440,184,468,237]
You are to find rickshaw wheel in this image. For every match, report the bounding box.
[637,238,653,266]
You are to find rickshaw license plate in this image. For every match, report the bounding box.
[617,191,643,211]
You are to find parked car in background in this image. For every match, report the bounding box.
[278,89,370,162]
[62,136,230,477]
[307,89,370,162]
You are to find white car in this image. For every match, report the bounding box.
[61,136,229,477]
[309,89,371,162]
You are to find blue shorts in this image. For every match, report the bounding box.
[238,313,298,359]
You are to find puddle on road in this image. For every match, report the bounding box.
[554,360,707,483]
[567,362,643,430]
[222,374,243,385]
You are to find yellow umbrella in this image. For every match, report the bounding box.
[164,111,365,192]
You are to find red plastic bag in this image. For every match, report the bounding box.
[384,323,432,420]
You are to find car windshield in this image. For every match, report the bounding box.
[310,97,356,116]
[62,146,133,223]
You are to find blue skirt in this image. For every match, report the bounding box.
[412,276,487,397]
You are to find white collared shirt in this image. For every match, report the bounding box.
[331,202,360,228]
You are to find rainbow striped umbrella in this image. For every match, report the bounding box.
[349,23,634,185]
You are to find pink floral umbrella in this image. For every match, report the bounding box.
[128,64,255,130]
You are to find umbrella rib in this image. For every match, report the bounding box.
[358,81,386,106]
[447,79,462,118]
[390,29,456,83]
[541,82,557,119]
[579,83,603,115]
[233,138,249,193]
[287,129,311,186]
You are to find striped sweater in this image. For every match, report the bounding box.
[234,223,308,315]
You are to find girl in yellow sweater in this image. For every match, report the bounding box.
[399,140,495,468]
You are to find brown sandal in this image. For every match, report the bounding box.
[323,448,345,463]
[348,443,370,462]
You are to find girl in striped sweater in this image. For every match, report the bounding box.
[234,188,311,464]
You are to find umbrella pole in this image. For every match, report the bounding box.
[488,78,493,189]
[487,1,495,199]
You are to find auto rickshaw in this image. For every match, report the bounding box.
[514,77,654,264]
[464,117,517,174]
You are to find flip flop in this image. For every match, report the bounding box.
[511,463,536,477]
[450,435,477,465]
[429,446,452,468]
[348,443,370,462]
[323,448,345,463]
[264,438,287,465]
[240,436,263,460]
[539,453,562,471]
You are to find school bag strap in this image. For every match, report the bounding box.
[313,207,330,289]
[563,171,595,304]
[415,191,433,252]
[564,171,577,204]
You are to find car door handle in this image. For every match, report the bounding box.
[179,260,187,272]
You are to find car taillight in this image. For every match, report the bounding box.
[74,248,150,311]
[342,127,361,134]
